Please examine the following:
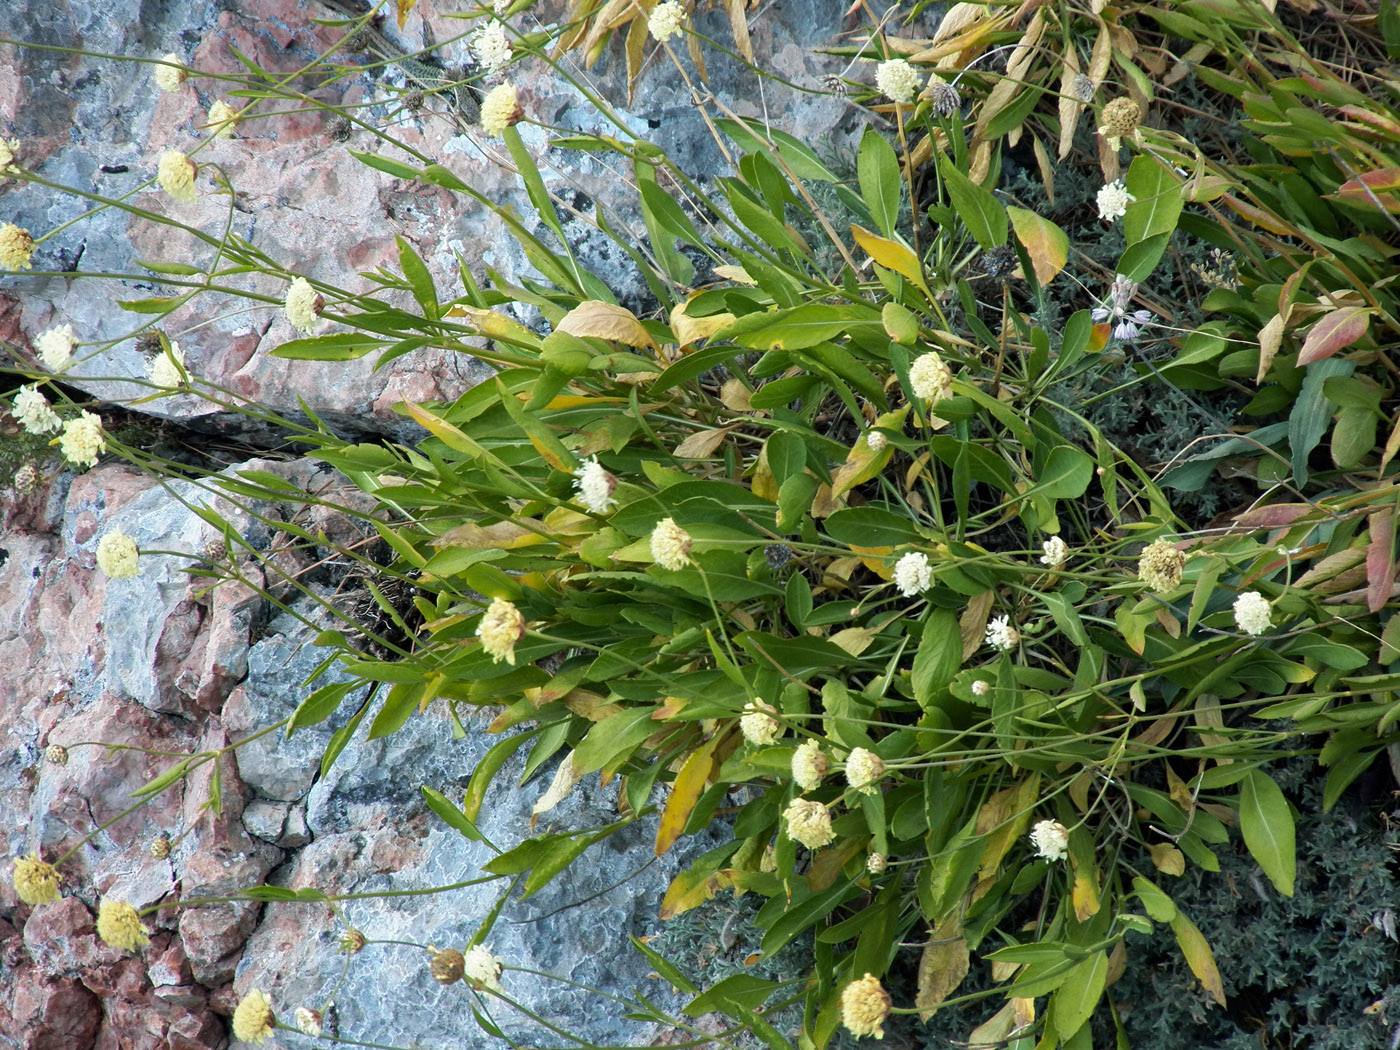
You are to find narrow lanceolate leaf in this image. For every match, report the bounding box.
[916,916,969,1021]
[1238,769,1296,896]
[1170,909,1227,1006]
[1048,950,1107,1041]
[850,224,932,299]
[1367,503,1396,613]
[656,737,718,856]
[1298,306,1372,366]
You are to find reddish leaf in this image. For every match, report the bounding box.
[1298,306,1372,366]
[1367,505,1396,614]
[1334,167,1400,213]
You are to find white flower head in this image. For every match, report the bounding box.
[866,429,887,452]
[462,944,504,991]
[783,797,835,849]
[472,21,513,74]
[573,456,617,514]
[740,700,783,746]
[1030,818,1070,861]
[36,324,75,371]
[1096,179,1133,222]
[13,385,60,435]
[148,340,186,388]
[648,1,686,42]
[295,1008,323,1037]
[1040,536,1069,568]
[284,277,323,333]
[875,59,920,104]
[650,517,692,570]
[59,410,106,468]
[153,53,187,93]
[970,679,990,698]
[791,740,828,791]
[893,551,932,596]
[845,748,884,794]
[477,597,526,664]
[985,614,1018,652]
[909,351,953,403]
[96,530,141,579]
[0,136,21,173]
[1233,590,1273,636]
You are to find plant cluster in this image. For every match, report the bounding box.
[4,1,1400,1048]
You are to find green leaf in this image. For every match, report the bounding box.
[912,610,962,707]
[1290,357,1354,485]
[421,784,485,841]
[288,681,358,733]
[631,936,700,995]
[464,732,533,826]
[1036,446,1095,499]
[396,234,438,315]
[270,333,388,361]
[938,155,1007,250]
[1124,155,1185,245]
[685,973,781,1017]
[858,128,901,238]
[825,507,923,546]
[1238,769,1296,896]
[573,707,656,774]
[716,119,837,182]
[1049,951,1108,1042]
[1132,876,1178,923]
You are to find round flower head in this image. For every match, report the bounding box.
[153,53,187,92]
[740,700,783,746]
[845,748,884,794]
[473,20,513,73]
[985,614,1018,652]
[148,340,186,389]
[783,798,835,849]
[1233,590,1272,636]
[650,517,692,570]
[1137,538,1185,593]
[909,351,953,403]
[429,946,465,984]
[231,988,276,1044]
[970,679,990,698]
[96,530,141,579]
[44,744,68,765]
[866,852,887,875]
[13,385,60,435]
[36,324,75,371]
[865,429,887,452]
[1040,535,1069,568]
[339,928,367,954]
[791,740,828,791]
[156,150,197,203]
[284,276,324,333]
[149,836,172,860]
[295,1008,323,1037]
[462,944,505,991]
[477,596,526,665]
[893,551,932,596]
[574,456,618,514]
[59,411,106,469]
[96,899,150,952]
[875,59,920,104]
[11,854,61,906]
[205,99,239,139]
[1096,179,1133,222]
[480,83,522,136]
[14,463,40,493]
[0,136,20,173]
[648,1,686,42]
[1030,818,1070,862]
[1098,96,1141,150]
[840,973,892,1039]
[0,222,35,270]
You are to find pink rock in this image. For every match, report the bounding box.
[21,897,103,976]
[10,972,101,1050]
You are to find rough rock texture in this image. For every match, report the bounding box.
[0,0,855,442]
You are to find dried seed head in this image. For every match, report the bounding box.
[403,89,426,111]
[149,836,172,860]
[14,463,40,494]
[44,744,68,765]
[339,928,367,954]
[429,946,465,984]
[329,117,354,142]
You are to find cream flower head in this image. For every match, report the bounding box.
[11,854,61,906]
[783,797,835,849]
[845,748,884,794]
[472,21,513,74]
[574,456,618,514]
[840,973,892,1038]
[791,740,828,791]
[0,222,35,270]
[909,351,953,403]
[1030,818,1070,861]
[13,385,60,435]
[893,551,932,596]
[1138,538,1185,593]
[96,530,141,579]
[148,341,186,388]
[36,324,75,371]
[157,150,197,203]
[462,944,505,991]
[0,137,20,173]
[650,517,692,570]
[153,53,188,92]
[96,899,150,952]
[985,614,1018,652]
[480,83,522,136]
[739,700,783,746]
[206,99,239,139]
[648,1,686,42]
[875,59,920,104]
[295,1007,323,1037]
[1233,590,1273,636]
[59,411,106,468]
[477,596,526,664]
[1040,535,1069,568]
[284,276,324,333]
[231,988,276,1044]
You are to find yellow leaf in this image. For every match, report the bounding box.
[810,481,846,517]
[1071,867,1100,921]
[670,296,736,348]
[1165,763,1195,814]
[719,379,755,412]
[1170,909,1227,1007]
[751,445,779,501]
[807,837,863,890]
[1148,842,1186,876]
[656,737,718,856]
[660,865,721,919]
[1257,313,1284,383]
[850,224,933,299]
[722,0,754,63]
[959,591,995,660]
[1058,49,1084,162]
[445,304,540,346]
[402,400,489,458]
[713,264,755,285]
[557,300,656,348]
[830,626,878,656]
[396,0,417,29]
[435,520,542,550]
[532,751,582,816]
[916,917,969,1021]
[675,426,736,459]
[976,775,1041,882]
[1007,207,1069,285]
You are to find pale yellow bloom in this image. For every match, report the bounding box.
[0,222,35,270]
[909,351,952,402]
[13,385,60,435]
[463,944,504,991]
[205,99,239,139]
[845,748,884,794]
[157,150,197,203]
[650,517,692,570]
[791,740,828,791]
[480,83,521,136]
[148,341,186,388]
[840,973,891,1038]
[96,531,141,579]
[153,53,188,93]
[59,411,106,468]
[36,324,75,371]
[0,137,19,172]
[648,1,686,42]
[477,596,525,664]
[739,700,783,746]
[783,798,834,849]
[231,988,276,1044]
[875,59,920,104]
[1138,538,1185,593]
[284,277,323,333]
[96,899,150,952]
[11,854,61,906]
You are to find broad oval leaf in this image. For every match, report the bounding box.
[1238,768,1296,896]
[557,300,656,348]
[1048,950,1108,1041]
[1298,306,1372,365]
[1007,206,1069,285]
